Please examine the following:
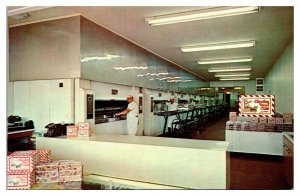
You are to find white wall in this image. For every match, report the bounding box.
[7,82,14,115]
[13,79,74,133]
[264,43,293,114]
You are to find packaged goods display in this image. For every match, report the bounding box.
[259,117,267,124]
[78,122,90,130]
[249,117,259,123]
[229,112,237,122]
[249,122,257,131]
[257,123,265,132]
[241,122,250,131]
[276,123,293,132]
[275,118,284,124]
[265,124,275,132]
[233,121,241,131]
[67,126,79,137]
[7,171,35,189]
[267,117,276,124]
[7,150,39,172]
[78,128,91,137]
[226,121,234,130]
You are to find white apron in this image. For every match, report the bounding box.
[127,102,138,135]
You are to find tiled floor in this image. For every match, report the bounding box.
[185,115,291,190]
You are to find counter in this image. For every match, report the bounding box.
[37,134,229,189]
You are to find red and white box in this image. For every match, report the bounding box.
[259,117,267,124]
[226,121,234,130]
[78,122,90,130]
[7,150,39,172]
[241,122,250,131]
[7,171,35,189]
[233,121,241,131]
[257,123,265,132]
[37,149,51,163]
[58,160,83,182]
[78,128,91,137]
[283,113,293,124]
[35,161,60,183]
[267,117,276,124]
[275,117,284,124]
[67,126,79,137]
[229,112,237,122]
[265,124,275,132]
[249,122,257,131]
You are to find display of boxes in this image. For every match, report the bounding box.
[257,123,265,132]
[241,122,250,131]
[78,129,91,137]
[249,122,257,131]
[67,126,79,137]
[249,117,259,123]
[226,121,234,130]
[233,121,241,131]
[7,171,35,189]
[275,117,284,124]
[267,117,276,124]
[259,117,267,124]
[229,112,237,122]
[265,124,275,132]
[7,150,39,172]
[283,113,293,124]
[276,123,294,132]
[35,160,83,184]
[37,149,51,163]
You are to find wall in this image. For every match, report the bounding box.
[9,16,81,81]
[7,82,14,115]
[13,79,74,133]
[80,16,203,92]
[264,43,293,114]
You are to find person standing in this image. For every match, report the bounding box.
[116,95,138,135]
[166,96,178,135]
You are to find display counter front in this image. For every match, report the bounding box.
[36,134,230,189]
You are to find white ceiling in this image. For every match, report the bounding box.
[7,6,293,82]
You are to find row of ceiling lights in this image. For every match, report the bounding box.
[145,6,260,81]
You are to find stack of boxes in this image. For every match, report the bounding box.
[7,150,39,189]
[7,149,83,189]
[67,122,91,138]
[226,112,293,132]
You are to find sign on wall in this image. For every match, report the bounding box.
[239,95,275,117]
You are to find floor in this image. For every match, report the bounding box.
[185,115,290,190]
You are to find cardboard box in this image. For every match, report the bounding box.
[67,126,79,137]
[257,123,265,132]
[259,117,268,124]
[7,171,35,189]
[249,122,257,131]
[241,122,250,131]
[78,122,90,130]
[7,150,39,172]
[226,121,234,130]
[78,129,91,137]
[267,117,276,124]
[233,121,241,131]
[249,117,259,123]
[265,124,275,132]
[229,112,237,122]
[283,113,293,124]
[35,161,60,183]
[37,149,51,164]
[275,118,284,124]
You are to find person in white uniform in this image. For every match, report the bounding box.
[166,96,178,135]
[116,95,138,135]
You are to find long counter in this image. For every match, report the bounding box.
[36,134,230,189]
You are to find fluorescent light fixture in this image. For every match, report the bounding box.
[137,72,169,77]
[219,77,250,81]
[81,54,121,62]
[198,57,253,65]
[181,40,255,52]
[215,73,251,77]
[234,87,242,90]
[145,6,259,26]
[208,68,252,72]
[114,66,148,70]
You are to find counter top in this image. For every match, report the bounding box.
[51,134,229,151]
[283,132,294,144]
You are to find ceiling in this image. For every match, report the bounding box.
[7,6,293,82]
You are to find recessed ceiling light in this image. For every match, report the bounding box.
[208,68,252,72]
[145,6,259,26]
[215,73,251,77]
[198,57,253,64]
[219,77,250,81]
[181,40,255,52]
